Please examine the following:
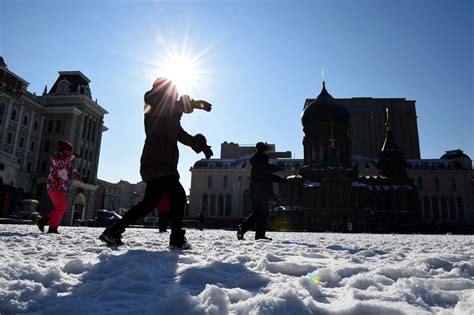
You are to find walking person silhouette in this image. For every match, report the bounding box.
[237,142,287,241]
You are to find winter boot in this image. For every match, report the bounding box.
[99,227,124,246]
[47,227,60,234]
[237,225,244,240]
[169,230,191,250]
[35,216,50,233]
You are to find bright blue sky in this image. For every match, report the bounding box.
[1,0,472,192]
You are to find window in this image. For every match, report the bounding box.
[27,161,31,172]
[209,194,216,216]
[0,102,6,126]
[440,197,448,221]
[201,194,208,215]
[417,177,423,190]
[30,141,35,152]
[19,137,24,148]
[92,121,97,142]
[44,140,51,153]
[22,114,28,126]
[55,120,62,133]
[217,194,224,216]
[33,120,39,130]
[7,132,13,144]
[435,177,440,191]
[451,178,456,191]
[457,197,465,221]
[207,175,212,189]
[47,121,54,133]
[449,197,456,221]
[432,197,440,220]
[423,196,431,220]
[10,109,17,121]
[225,194,232,216]
[41,161,47,172]
[223,176,228,189]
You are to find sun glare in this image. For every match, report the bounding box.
[161,53,198,95]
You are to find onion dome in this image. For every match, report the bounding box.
[301,81,350,125]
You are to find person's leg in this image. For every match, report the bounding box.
[166,177,186,233]
[47,190,67,230]
[254,196,268,239]
[110,179,164,233]
[237,190,259,239]
[166,177,191,248]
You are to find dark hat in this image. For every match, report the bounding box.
[256,142,269,153]
[144,77,178,106]
[58,140,73,151]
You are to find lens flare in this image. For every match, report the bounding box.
[307,270,321,284]
[291,243,303,256]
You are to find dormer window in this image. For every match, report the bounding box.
[57,78,70,94]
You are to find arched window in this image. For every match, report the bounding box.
[225,194,232,216]
[457,197,465,221]
[423,196,431,220]
[440,197,448,221]
[209,194,216,216]
[217,194,224,216]
[448,197,456,221]
[0,102,6,126]
[10,109,17,121]
[22,114,28,126]
[207,175,212,189]
[201,194,208,215]
[432,196,440,220]
[417,177,423,190]
[57,79,69,94]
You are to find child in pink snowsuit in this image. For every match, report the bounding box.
[36,140,84,234]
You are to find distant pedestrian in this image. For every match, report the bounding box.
[347,221,353,233]
[157,193,170,232]
[99,78,213,249]
[35,140,84,234]
[237,142,286,241]
[197,211,205,231]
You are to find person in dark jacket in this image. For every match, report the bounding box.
[237,142,286,240]
[99,78,213,249]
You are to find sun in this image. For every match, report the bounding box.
[160,52,198,96]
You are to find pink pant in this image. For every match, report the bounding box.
[47,190,67,228]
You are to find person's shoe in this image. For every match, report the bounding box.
[255,236,272,241]
[47,227,60,234]
[99,227,123,246]
[237,225,244,240]
[35,216,49,233]
[169,230,191,250]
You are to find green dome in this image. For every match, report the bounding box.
[301,82,350,125]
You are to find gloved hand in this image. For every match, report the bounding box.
[192,134,213,159]
[202,145,213,159]
[192,100,212,112]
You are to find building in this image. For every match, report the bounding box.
[0,57,107,225]
[305,96,420,159]
[188,83,473,233]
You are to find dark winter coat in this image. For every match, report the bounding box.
[140,90,194,182]
[249,152,285,197]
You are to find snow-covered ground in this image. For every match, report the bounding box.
[0,225,473,315]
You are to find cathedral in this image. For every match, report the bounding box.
[278,82,420,233]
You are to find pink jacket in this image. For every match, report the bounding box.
[47,152,83,192]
